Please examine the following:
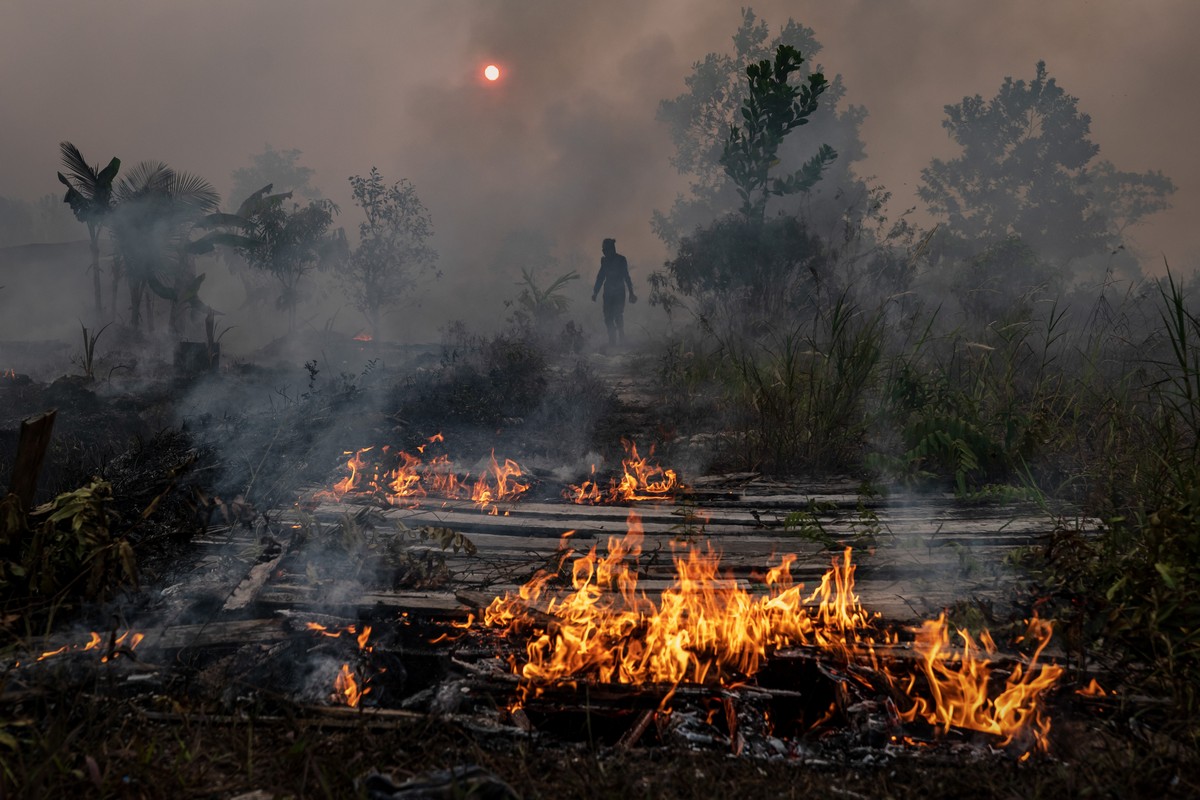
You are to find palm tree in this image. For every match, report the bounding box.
[108,161,219,331]
[57,142,120,319]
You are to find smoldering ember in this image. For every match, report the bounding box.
[1,4,1199,799]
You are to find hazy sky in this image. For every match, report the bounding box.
[3,0,1197,335]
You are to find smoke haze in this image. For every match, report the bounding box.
[2,0,1197,343]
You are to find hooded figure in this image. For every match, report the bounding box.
[592,238,636,346]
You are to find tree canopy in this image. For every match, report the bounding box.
[654,8,866,245]
[340,167,439,338]
[920,61,1175,275]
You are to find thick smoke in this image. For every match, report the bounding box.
[2,0,1197,347]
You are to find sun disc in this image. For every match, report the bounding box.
[484,64,500,81]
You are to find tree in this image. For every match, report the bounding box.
[229,145,319,208]
[651,42,836,325]
[919,61,1175,276]
[654,9,865,246]
[341,168,438,338]
[232,185,346,331]
[719,44,835,222]
[108,161,220,331]
[57,142,120,319]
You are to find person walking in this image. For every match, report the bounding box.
[591,237,636,346]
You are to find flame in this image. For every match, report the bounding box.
[479,512,1062,754]
[352,331,373,342]
[484,512,880,690]
[1075,677,1111,697]
[308,623,374,705]
[333,663,369,707]
[1,369,15,378]
[36,630,143,662]
[883,614,1063,752]
[564,439,681,504]
[313,436,528,513]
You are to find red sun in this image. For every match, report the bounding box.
[484,64,500,81]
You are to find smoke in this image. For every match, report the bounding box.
[2,0,1198,345]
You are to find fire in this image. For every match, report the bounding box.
[883,614,1063,752]
[352,331,373,342]
[1075,677,1111,697]
[35,630,144,663]
[310,622,374,707]
[564,439,682,504]
[333,663,368,707]
[2,369,15,378]
[479,512,1063,754]
[314,435,529,512]
[484,512,879,688]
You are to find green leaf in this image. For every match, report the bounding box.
[1155,562,1177,589]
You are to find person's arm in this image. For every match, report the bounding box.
[623,257,636,302]
[592,261,605,301]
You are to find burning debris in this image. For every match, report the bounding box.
[464,512,1062,757]
[26,629,145,665]
[565,439,682,504]
[313,433,530,513]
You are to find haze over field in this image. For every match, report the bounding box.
[2,0,1197,341]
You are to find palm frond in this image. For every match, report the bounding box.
[117,161,173,200]
[59,141,99,194]
[169,170,220,213]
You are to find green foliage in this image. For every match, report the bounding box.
[507,267,580,341]
[654,8,864,246]
[230,185,347,331]
[920,61,1175,276]
[0,481,134,605]
[341,167,439,338]
[651,214,827,325]
[651,289,895,476]
[781,502,839,549]
[720,44,836,221]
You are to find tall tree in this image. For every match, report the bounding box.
[341,168,438,338]
[232,185,346,332]
[654,9,866,246]
[919,61,1175,275]
[57,142,120,319]
[719,44,835,222]
[650,44,835,324]
[108,161,220,331]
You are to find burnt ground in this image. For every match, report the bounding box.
[2,337,1198,798]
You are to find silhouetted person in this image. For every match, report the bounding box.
[592,238,636,346]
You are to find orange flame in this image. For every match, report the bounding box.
[313,436,528,513]
[484,512,879,690]
[36,630,144,662]
[333,663,369,707]
[480,512,1062,754]
[883,614,1063,753]
[564,439,681,504]
[1075,677,1111,697]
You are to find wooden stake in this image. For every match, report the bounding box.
[8,410,56,511]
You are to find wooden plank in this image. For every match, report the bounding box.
[7,409,56,510]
